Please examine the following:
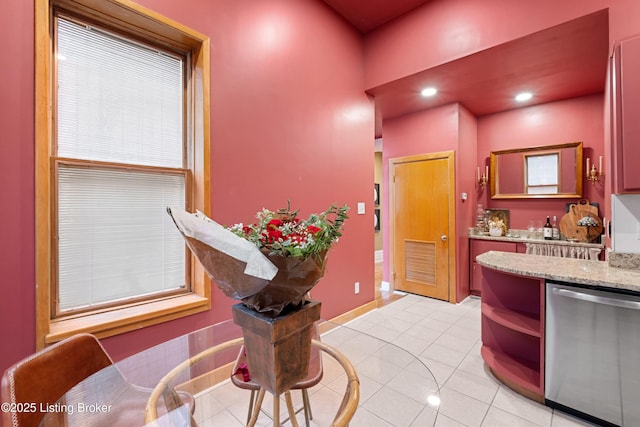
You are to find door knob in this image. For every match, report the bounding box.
[441,235,447,241]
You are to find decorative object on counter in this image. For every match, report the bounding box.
[577,216,601,243]
[543,216,553,240]
[477,165,488,187]
[488,218,506,237]
[527,220,543,239]
[552,215,560,240]
[485,209,510,235]
[475,203,487,234]
[585,155,603,185]
[559,199,603,243]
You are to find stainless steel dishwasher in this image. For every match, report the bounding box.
[546,282,640,427]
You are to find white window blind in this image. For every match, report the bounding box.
[55,17,188,312]
[57,167,186,311]
[57,17,184,167]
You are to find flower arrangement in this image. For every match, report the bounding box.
[227,202,349,259]
[167,202,349,315]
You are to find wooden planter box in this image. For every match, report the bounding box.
[231,301,321,395]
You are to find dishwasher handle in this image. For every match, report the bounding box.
[553,287,640,310]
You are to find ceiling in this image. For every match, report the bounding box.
[321,0,433,33]
[321,2,609,135]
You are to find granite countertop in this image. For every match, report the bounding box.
[469,232,605,248]
[476,251,640,293]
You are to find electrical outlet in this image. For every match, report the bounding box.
[354,282,360,294]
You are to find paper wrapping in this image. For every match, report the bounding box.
[167,207,277,300]
[167,207,327,315]
[241,250,327,315]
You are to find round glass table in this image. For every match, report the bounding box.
[39,319,441,426]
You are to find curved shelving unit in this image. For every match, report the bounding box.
[481,345,542,398]
[481,303,540,337]
[479,264,545,401]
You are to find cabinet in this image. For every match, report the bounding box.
[613,35,640,192]
[469,239,523,295]
[480,267,545,401]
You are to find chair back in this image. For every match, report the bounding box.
[1,333,113,427]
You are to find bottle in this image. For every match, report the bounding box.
[552,215,559,240]
[543,216,552,240]
[484,210,491,233]
[475,204,485,234]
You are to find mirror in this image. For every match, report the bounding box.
[490,141,583,199]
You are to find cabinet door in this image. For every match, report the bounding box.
[471,262,483,292]
[617,36,640,192]
[471,240,517,258]
[469,240,517,293]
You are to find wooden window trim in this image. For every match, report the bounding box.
[35,0,211,349]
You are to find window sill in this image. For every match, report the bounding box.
[46,293,210,344]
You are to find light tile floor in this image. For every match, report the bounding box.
[193,293,599,427]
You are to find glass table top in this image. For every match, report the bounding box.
[39,319,441,426]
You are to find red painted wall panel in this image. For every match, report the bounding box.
[381,103,464,298]
[363,0,640,90]
[0,0,374,377]
[477,95,605,230]
[0,0,36,392]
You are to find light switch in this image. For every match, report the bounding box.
[357,202,365,214]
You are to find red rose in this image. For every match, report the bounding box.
[268,219,283,228]
[307,225,321,235]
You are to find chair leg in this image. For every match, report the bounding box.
[273,393,280,427]
[302,389,312,426]
[284,391,299,427]
[246,389,256,425]
[247,388,266,427]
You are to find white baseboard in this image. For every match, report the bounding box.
[374,250,383,263]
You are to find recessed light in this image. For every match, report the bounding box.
[421,87,438,97]
[515,92,533,102]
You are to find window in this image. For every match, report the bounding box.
[525,153,560,194]
[35,0,211,348]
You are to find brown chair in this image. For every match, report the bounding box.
[1,333,195,427]
[230,330,323,427]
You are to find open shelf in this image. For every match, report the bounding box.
[479,264,545,399]
[481,302,541,337]
[481,345,542,396]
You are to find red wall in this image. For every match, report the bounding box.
[477,95,605,229]
[0,0,374,381]
[364,0,640,90]
[382,103,477,302]
[0,0,36,387]
[456,105,479,302]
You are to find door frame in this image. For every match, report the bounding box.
[388,151,457,303]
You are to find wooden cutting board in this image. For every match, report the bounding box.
[559,199,603,242]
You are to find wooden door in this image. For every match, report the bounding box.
[391,152,454,301]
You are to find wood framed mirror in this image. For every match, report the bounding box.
[490,141,583,199]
